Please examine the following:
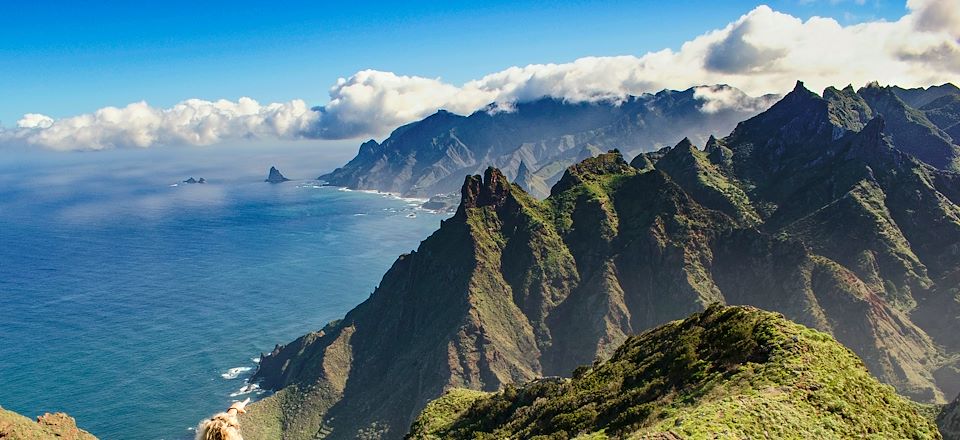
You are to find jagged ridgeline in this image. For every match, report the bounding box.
[319,86,779,198]
[407,305,941,439]
[242,81,960,440]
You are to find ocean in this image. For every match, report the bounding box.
[0,143,451,439]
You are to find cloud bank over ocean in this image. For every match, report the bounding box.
[3,0,958,151]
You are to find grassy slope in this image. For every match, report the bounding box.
[409,305,941,440]
[0,406,98,440]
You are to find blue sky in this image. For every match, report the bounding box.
[0,0,905,125]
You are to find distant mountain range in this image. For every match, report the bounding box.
[240,80,960,440]
[319,85,779,198]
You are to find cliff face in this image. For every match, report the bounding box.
[408,305,942,439]
[318,87,778,198]
[0,406,97,440]
[246,81,960,440]
[941,395,960,440]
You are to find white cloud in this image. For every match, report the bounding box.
[17,113,55,129]
[3,0,958,150]
[693,85,781,114]
[4,98,319,151]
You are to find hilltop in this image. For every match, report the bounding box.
[408,305,941,439]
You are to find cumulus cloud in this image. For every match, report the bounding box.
[3,98,318,151]
[693,85,781,114]
[311,0,958,139]
[3,0,958,150]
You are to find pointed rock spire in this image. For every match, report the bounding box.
[265,166,290,183]
[516,161,531,182]
[457,167,513,217]
[674,137,695,150]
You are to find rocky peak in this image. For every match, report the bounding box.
[265,166,290,183]
[704,135,719,152]
[674,137,695,151]
[551,150,633,196]
[824,84,874,132]
[658,138,704,170]
[357,139,381,157]
[457,167,513,215]
[516,160,532,182]
[727,80,828,147]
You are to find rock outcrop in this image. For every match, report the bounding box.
[265,166,290,183]
[0,405,97,439]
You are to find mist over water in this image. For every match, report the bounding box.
[0,142,451,439]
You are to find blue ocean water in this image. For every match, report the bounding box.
[0,145,450,439]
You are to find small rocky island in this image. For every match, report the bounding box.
[420,193,460,213]
[183,177,206,184]
[265,166,290,183]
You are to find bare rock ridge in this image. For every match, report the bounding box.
[243,80,960,440]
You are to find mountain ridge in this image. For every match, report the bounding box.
[242,80,960,440]
[319,86,779,198]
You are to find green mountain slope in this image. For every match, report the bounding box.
[0,406,97,440]
[408,305,941,440]
[243,81,960,440]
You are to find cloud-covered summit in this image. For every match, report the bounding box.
[3,0,958,151]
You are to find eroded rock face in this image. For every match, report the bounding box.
[456,167,512,215]
[246,82,960,440]
[941,395,960,440]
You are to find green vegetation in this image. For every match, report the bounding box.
[244,82,960,439]
[408,306,942,439]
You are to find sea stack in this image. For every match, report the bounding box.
[265,166,290,183]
